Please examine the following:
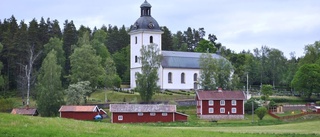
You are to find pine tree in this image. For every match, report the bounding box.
[36,50,64,117]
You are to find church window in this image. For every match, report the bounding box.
[193,73,197,81]
[135,36,137,44]
[181,73,185,84]
[135,56,138,63]
[168,72,172,83]
[150,36,153,43]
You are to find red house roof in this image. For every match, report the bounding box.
[59,105,99,112]
[11,108,38,116]
[196,90,246,100]
[109,104,176,112]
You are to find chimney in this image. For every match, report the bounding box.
[218,88,222,92]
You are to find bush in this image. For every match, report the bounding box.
[255,106,267,120]
[0,97,15,112]
[244,99,259,113]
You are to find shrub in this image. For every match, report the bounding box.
[244,99,259,113]
[255,106,267,120]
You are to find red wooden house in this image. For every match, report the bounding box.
[109,104,188,123]
[59,105,105,120]
[196,89,246,120]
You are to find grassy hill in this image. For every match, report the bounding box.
[1,113,319,137]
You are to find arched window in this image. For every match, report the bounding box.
[181,73,185,84]
[135,56,138,63]
[168,72,172,83]
[193,73,197,81]
[150,36,153,43]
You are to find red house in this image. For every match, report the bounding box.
[196,89,246,120]
[109,104,188,123]
[59,105,104,120]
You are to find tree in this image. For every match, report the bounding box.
[135,44,162,103]
[0,43,4,92]
[194,39,217,53]
[112,46,130,83]
[199,53,216,90]
[69,44,105,89]
[36,50,64,117]
[255,106,267,120]
[199,53,234,90]
[244,98,259,113]
[62,20,77,86]
[65,81,91,105]
[261,84,273,101]
[291,64,320,99]
[161,26,173,50]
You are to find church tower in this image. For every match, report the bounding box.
[129,0,163,88]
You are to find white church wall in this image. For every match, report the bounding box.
[162,68,200,90]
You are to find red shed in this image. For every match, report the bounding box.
[11,108,39,116]
[196,89,246,120]
[59,105,104,120]
[315,106,320,113]
[109,104,188,123]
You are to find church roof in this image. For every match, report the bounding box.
[161,51,223,69]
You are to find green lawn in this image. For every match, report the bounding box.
[0,113,319,137]
[88,89,194,104]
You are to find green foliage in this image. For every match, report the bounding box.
[255,106,268,120]
[36,50,65,117]
[0,43,4,89]
[199,53,234,90]
[112,46,130,82]
[194,39,217,53]
[261,84,273,101]
[244,99,259,113]
[70,43,105,88]
[0,97,15,112]
[291,64,320,98]
[135,44,162,103]
[161,26,173,50]
[65,81,91,105]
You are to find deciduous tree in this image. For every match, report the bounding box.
[135,44,162,103]
[65,81,91,105]
[291,64,320,99]
[36,50,64,117]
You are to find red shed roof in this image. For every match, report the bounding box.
[196,90,246,100]
[11,108,38,116]
[109,104,176,113]
[59,105,99,112]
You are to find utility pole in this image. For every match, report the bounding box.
[252,100,254,123]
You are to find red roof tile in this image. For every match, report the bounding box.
[196,90,246,100]
[11,108,38,116]
[109,104,176,113]
[59,105,99,112]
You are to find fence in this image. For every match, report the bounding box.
[268,110,319,120]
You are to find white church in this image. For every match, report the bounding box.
[129,1,223,90]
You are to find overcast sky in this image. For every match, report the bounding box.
[1,0,320,58]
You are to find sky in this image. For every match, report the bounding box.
[1,0,320,58]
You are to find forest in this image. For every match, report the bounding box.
[0,15,320,100]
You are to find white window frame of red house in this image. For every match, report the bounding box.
[232,108,237,113]
[209,108,214,113]
[220,108,225,113]
[208,100,214,106]
[232,100,237,106]
[150,112,156,116]
[118,115,123,121]
[138,112,143,116]
[220,100,225,106]
[162,112,167,116]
